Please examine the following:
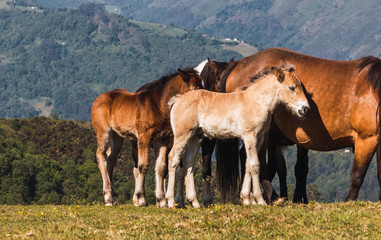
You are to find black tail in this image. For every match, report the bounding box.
[359,56,381,200]
[215,138,240,202]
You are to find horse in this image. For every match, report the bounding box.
[91,68,203,207]
[171,58,238,207]
[180,58,238,206]
[165,66,310,208]
[212,47,381,203]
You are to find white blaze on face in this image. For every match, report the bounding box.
[194,59,208,75]
[194,59,208,88]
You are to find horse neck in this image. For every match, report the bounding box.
[154,76,187,114]
[244,77,281,113]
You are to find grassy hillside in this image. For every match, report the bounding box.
[0,1,244,120]
[2,202,381,239]
[36,0,381,60]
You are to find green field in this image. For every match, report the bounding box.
[2,201,381,239]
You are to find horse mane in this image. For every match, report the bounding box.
[219,60,239,93]
[240,64,295,91]
[136,67,197,92]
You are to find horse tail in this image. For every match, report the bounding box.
[359,56,381,200]
[216,138,240,202]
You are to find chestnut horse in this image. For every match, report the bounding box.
[213,47,381,203]
[166,66,310,208]
[91,68,203,207]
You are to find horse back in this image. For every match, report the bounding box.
[92,88,166,138]
[225,47,380,150]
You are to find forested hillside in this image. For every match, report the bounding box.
[0,117,216,205]
[36,0,381,60]
[0,1,242,120]
[0,117,157,204]
[0,117,378,204]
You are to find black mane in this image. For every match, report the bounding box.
[136,67,196,93]
[219,61,239,93]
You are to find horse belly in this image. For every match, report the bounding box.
[199,114,241,139]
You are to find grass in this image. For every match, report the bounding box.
[2,201,381,239]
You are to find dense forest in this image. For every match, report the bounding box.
[0,1,242,120]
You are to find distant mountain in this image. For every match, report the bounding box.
[0,1,250,120]
[34,0,381,60]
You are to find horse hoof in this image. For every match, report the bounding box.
[192,201,201,209]
[105,202,113,207]
[168,200,176,208]
[258,200,267,206]
[242,198,251,206]
[157,199,167,208]
[203,201,213,208]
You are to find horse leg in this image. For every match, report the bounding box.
[95,130,113,206]
[268,143,288,200]
[131,139,140,206]
[239,142,246,186]
[104,131,124,205]
[377,140,381,201]
[166,133,193,208]
[153,138,169,208]
[258,136,277,204]
[248,139,267,206]
[345,136,377,201]
[293,146,309,203]
[175,163,185,208]
[377,139,381,201]
[183,136,201,209]
[133,135,151,207]
[241,137,266,206]
[201,138,215,207]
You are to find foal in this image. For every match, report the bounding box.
[166,66,310,208]
[91,68,203,207]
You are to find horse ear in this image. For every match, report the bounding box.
[178,68,189,83]
[271,67,285,83]
[229,58,234,63]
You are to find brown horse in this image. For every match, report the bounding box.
[214,47,381,203]
[91,68,203,207]
[166,66,310,208]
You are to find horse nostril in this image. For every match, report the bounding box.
[303,106,310,116]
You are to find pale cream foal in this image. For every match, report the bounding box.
[166,65,310,208]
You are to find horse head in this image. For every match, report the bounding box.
[177,68,203,94]
[275,65,310,118]
[198,58,234,92]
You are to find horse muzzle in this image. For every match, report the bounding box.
[298,106,310,118]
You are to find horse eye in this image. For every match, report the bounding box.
[289,86,295,91]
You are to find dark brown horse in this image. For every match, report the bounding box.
[212,47,381,203]
[91,68,203,207]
